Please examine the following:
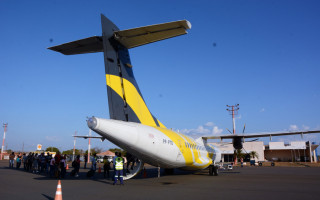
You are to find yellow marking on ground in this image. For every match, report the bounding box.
[106,75,157,127]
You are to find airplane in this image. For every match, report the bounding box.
[48,14,320,179]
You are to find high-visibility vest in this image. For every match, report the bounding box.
[115,157,123,170]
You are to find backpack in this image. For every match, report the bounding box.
[72,160,76,167]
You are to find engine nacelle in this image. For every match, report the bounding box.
[232,137,243,149]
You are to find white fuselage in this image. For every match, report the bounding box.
[88,117,221,170]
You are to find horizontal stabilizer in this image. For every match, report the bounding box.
[48,36,103,55]
[113,20,191,49]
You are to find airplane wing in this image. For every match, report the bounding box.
[73,135,105,141]
[202,130,320,140]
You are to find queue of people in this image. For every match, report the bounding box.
[7,151,68,179]
[6,151,126,185]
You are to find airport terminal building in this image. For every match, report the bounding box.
[211,141,319,163]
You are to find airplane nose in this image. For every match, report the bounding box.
[87,117,98,129]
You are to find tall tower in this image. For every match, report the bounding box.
[226,104,239,134]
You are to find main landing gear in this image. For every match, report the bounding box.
[209,165,219,176]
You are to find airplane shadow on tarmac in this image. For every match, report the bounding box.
[31,167,213,182]
[41,194,54,200]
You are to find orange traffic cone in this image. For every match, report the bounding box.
[66,164,69,170]
[143,168,147,178]
[98,166,101,174]
[54,180,62,200]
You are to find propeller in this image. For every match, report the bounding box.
[242,123,246,134]
[242,124,258,142]
[226,128,232,134]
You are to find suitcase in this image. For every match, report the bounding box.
[70,169,76,176]
[87,169,95,177]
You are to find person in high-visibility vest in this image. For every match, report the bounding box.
[113,152,124,185]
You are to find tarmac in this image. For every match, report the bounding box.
[0,160,320,200]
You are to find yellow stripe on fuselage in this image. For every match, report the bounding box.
[177,133,204,165]
[106,74,165,128]
[155,127,212,169]
[154,127,193,164]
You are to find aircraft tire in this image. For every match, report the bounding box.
[209,165,213,176]
[213,166,219,176]
[164,168,174,175]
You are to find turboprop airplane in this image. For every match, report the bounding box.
[48,14,320,179]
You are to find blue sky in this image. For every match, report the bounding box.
[0,0,319,153]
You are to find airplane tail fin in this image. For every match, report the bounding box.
[48,14,191,128]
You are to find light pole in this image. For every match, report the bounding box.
[1,123,8,160]
[226,104,239,134]
[88,129,91,163]
[226,104,239,165]
[73,131,77,161]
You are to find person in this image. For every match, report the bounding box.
[126,152,136,172]
[16,154,22,169]
[27,153,33,172]
[113,152,124,185]
[54,152,61,178]
[112,152,118,181]
[103,156,110,178]
[84,154,88,169]
[240,157,244,167]
[74,155,81,177]
[9,152,15,168]
[39,153,46,173]
[91,153,97,172]
[112,152,118,169]
[45,154,50,175]
[37,153,41,173]
[50,156,55,178]
[60,156,66,178]
[33,153,39,173]
[23,153,27,171]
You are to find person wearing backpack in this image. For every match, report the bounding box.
[16,155,22,169]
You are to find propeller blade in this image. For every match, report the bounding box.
[242,123,246,133]
[226,128,232,134]
[248,138,259,142]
